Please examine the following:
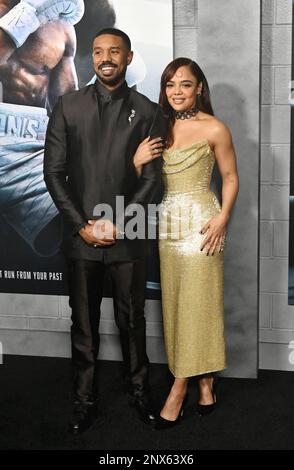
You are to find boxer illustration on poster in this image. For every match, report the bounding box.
[0,0,173,295]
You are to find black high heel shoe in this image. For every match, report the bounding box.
[197,380,217,417]
[155,395,187,430]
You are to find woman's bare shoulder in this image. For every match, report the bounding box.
[197,113,231,140]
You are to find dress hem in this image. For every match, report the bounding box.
[169,364,227,379]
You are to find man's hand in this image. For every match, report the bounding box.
[79,219,117,247]
[0,0,84,48]
[91,219,118,240]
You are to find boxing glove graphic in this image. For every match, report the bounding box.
[0,0,85,47]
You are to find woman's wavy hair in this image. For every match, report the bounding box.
[159,58,214,147]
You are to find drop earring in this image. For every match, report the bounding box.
[196,92,201,108]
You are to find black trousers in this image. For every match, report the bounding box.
[67,257,149,402]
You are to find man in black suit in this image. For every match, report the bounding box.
[44,28,165,433]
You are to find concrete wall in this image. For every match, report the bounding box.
[259,0,294,370]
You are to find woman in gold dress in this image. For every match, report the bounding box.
[134,58,239,429]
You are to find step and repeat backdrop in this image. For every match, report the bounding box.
[0,0,260,378]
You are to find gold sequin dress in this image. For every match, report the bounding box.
[159,139,226,378]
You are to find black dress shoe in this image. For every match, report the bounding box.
[155,407,184,430]
[68,400,98,434]
[155,395,187,430]
[128,394,156,424]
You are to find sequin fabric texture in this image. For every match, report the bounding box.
[159,139,226,377]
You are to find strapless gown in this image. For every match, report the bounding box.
[158,140,226,377]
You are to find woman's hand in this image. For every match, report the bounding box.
[199,212,229,255]
[133,136,164,176]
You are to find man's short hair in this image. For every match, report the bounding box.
[93,28,131,51]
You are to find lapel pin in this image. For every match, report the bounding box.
[128,109,136,125]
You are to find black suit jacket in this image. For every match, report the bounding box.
[44,82,166,262]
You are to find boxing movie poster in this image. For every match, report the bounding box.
[0,0,173,296]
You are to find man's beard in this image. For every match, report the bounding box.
[97,65,127,87]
